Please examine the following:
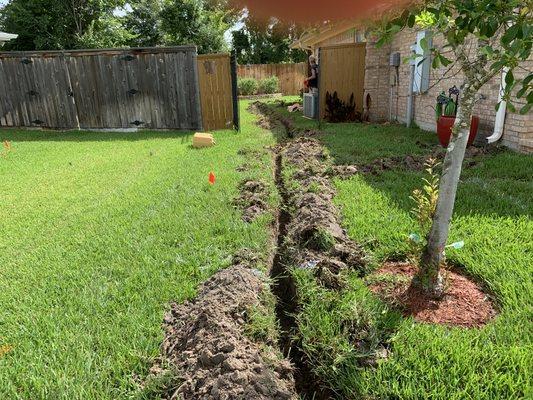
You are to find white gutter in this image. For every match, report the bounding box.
[487,67,508,144]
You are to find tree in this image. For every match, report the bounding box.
[232,16,307,64]
[160,0,236,54]
[123,0,166,47]
[0,0,126,50]
[379,0,532,296]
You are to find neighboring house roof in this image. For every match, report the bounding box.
[290,19,360,50]
[0,32,18,43]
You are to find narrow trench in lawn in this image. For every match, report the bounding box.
[270,152,332,399]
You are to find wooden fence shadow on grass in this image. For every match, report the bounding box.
[0,47,203,131]
[0,128,195,143]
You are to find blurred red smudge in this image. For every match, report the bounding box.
[231,0,414,23]
[209,172,216,185]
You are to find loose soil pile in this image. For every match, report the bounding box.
[254,102,503,178]
[357,145,500,175]
[233,179,269,223]
[368,262,496,327]
[279,137,368,289]
[155,262,297,399]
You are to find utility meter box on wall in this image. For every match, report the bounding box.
[389,52,401,67]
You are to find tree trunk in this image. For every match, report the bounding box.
[416,83,476,297]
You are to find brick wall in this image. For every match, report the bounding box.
[364,40,392,122]
[362,29,533,153]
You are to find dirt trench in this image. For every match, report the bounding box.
[258,103,369,398]
[150,103,368,399]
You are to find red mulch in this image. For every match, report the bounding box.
[368,262,497,328]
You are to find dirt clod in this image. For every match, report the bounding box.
[233,179,269,223]
[158,265,297,399]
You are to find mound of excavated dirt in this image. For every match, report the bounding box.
[279,137,368,289]
[158,265,297,399]
[233,179,270,223]
[353,145,503,176]
[368,262,496,327]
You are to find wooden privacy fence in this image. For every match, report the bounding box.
[237,62,307,95]
[0,46,237,131]
[318,43,366,119]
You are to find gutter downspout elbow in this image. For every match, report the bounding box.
[487,67,508,144]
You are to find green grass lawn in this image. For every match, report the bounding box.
[2,98,531,399]
[0,102,276,399]
[269,100,533,399]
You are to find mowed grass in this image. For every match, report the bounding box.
[0,102,276,399]
[270,100,533,399]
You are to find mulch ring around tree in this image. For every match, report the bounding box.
[367,262,497,328]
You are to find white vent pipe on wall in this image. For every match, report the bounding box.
[487,67,509,144]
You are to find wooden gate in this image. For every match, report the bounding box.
[318,43,366,120]
[197,53,235,131]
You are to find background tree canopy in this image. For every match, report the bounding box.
[0,0,236,53]
[0,0,128,50]
[0,0,306,62]
[232,16,308,64]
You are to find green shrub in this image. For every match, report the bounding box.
[259,76,280,94]
[238,78,259,96]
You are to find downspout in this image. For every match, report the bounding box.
[486,67,508,144]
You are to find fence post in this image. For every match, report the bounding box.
[192,48,204,131]
[317,47,323,129]
[230,51,240,131]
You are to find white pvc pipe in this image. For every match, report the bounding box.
[487,67,509,144]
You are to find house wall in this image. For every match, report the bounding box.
[366,29,533,153]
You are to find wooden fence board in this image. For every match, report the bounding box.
[0,46,202,130]
[318,43,366,119]
[237,62,307,95]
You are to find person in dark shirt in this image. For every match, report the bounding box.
[306,55,318,93]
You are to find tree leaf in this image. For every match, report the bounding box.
[520,103,531,115]
[501,24,520,45]
[408,14,416,28]
[420,37,429,52]
[439,54,452,66]
[505,70,515,87]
